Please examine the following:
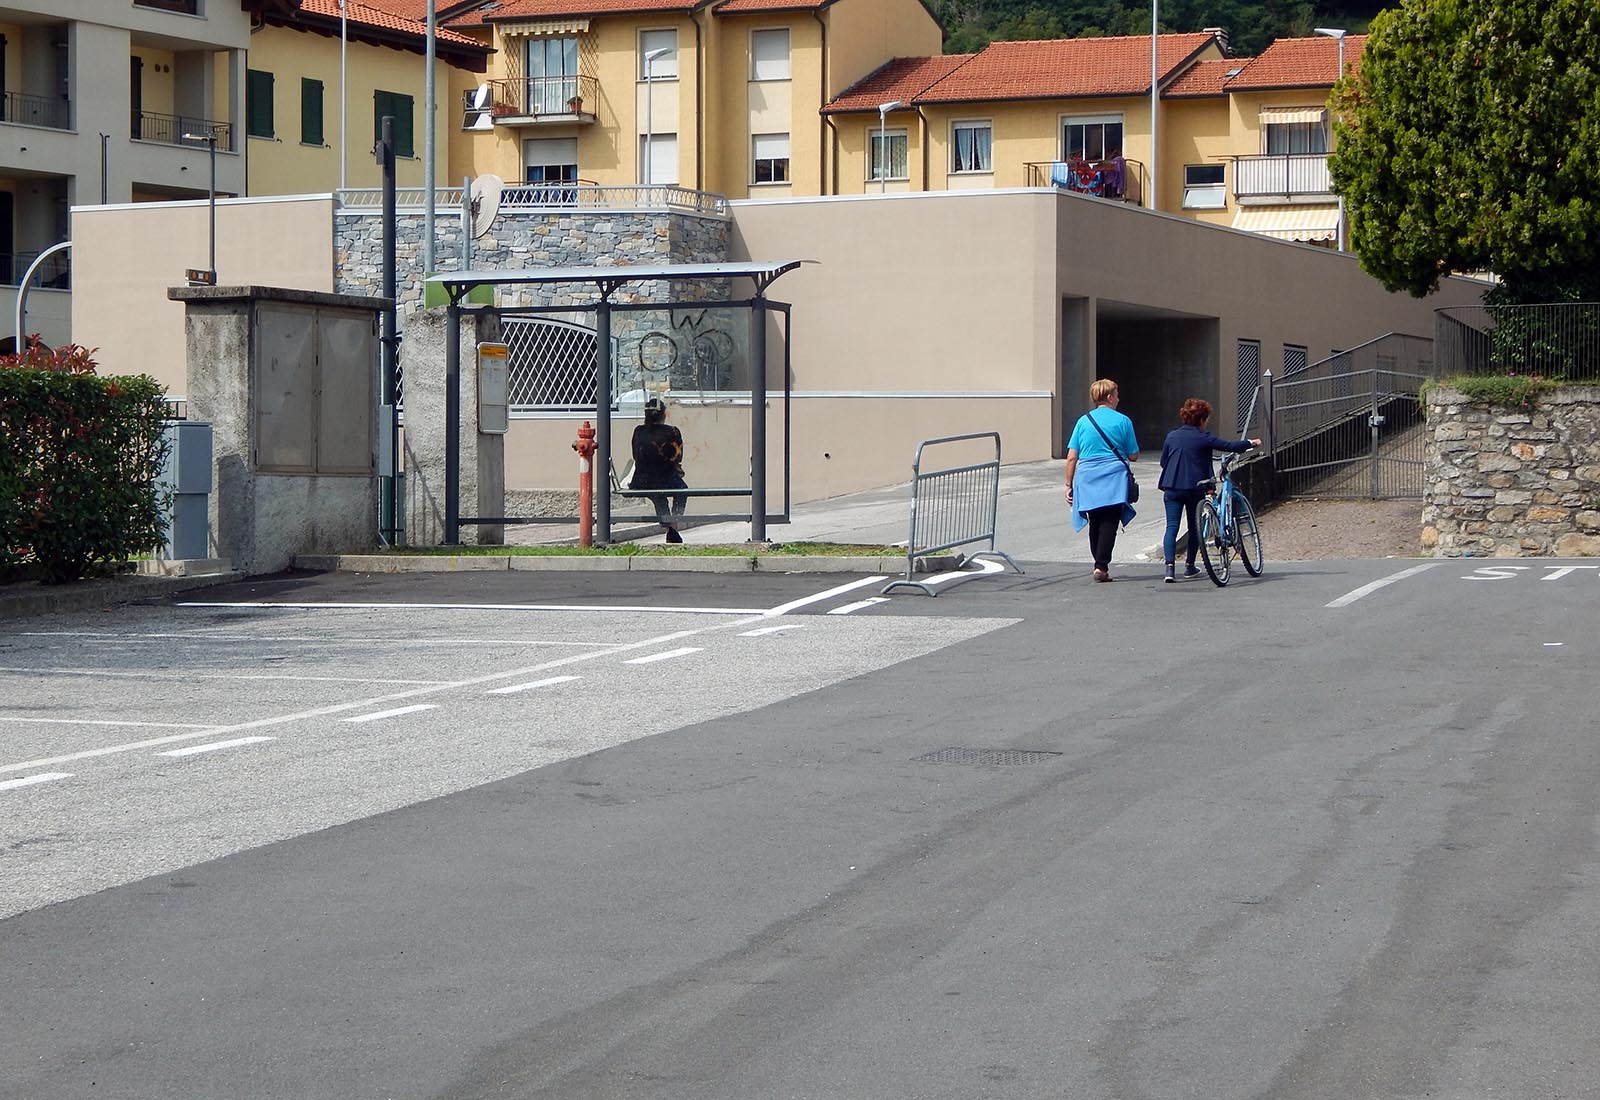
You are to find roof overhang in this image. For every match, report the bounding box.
[428,260,816,300]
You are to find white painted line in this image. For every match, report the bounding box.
[738,624,805,637]
[764,576,884,617]
[0,717,216,729]
[0,666,451,686]
[158,736,275,758]
[20,632,623,648]
[624,647,704,665]
[828,596,890,616]
[1325,563,1441,608]
[177,601,767,616]
[486,675,580,696]
[343,704,438,724]
[1544,642,1565,647]
[1542,565,1599,580]
[916,557,1007,588]
[0,772,72,792]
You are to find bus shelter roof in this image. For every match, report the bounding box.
[427,260,813,298]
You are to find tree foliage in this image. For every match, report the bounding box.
[1330,0,1600,301]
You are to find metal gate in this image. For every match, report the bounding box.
[1264,333,1433,499]
[500,316,622,411]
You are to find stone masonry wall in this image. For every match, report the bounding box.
[1422,386,1600,557]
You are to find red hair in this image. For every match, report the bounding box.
[1179,398,1212,427]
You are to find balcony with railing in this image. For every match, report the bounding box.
[1233,154,1332,200]
[1026,158,1144,205]
[338,183,729,219]
[470,75,599,127]
[133,111,234,152]
[1,90,71,131]
[134,0,201,13]
[0,250,71,290]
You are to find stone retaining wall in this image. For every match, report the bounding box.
[1422,386,1600,556]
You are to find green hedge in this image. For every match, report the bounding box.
[0,369,171,583]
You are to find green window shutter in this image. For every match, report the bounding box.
[301,78,323,146]
[247,69,274,139]
[373,90,415,158]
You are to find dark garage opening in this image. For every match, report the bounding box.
[1096,302,1219,450]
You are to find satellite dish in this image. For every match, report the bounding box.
[466,84,494,131]
[469,174,503,238]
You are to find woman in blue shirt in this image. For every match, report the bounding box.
[1158,398,1260,582]
[1064,378,1140,581]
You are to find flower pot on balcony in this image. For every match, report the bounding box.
[566,96,584,114]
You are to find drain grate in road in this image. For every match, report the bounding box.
[913,748,1063,766]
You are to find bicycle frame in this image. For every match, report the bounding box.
[1197,451,1262,586]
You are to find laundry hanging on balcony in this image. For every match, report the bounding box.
[1231,204,1340,242]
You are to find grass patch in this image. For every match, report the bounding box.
[1423,374,1558,410]
[382,541,901,558]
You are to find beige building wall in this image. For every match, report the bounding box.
[1161,96,1234,224]
[1229,88,1333,154]
[69,195,335,388]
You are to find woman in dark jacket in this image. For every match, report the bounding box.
[1158,398,1260,583]
[631,397,688,543]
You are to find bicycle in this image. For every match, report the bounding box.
[1195,451,1263,587]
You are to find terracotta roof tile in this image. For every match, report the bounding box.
[823,55,975,114]
[449,0,704,23]
[1164,57,1245,98]
[1227,34,1367,90]
[716,0,831,11]
[297,0,485,46]
[914,33,1219,103]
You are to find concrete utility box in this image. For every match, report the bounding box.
[157,420,213,560]
[168,286,390,574]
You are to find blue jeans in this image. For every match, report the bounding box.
[1163,489,1206,565]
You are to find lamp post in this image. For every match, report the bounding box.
[1314,27,1347,252]
[1150,0,1159,210]
[182,129,217,282]
[877,100,902,194]
[643,46,671,190]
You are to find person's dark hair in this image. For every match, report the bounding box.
[1179,398,1212,427]
[643,397,667,426]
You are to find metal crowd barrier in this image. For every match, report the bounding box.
[882,432,1022,596]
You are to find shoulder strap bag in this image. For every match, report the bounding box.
[1085,410,1139,503]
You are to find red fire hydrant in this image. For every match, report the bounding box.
[572,420,597,547]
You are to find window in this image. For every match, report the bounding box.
[1284,344,1309,375]
[527,37,579,115]
[951,121,992,173]
[751,29,790,80]
[1266,122,1327,155]
[752,133,790,184]
[640,133,678,185]
[867,128,908,181]
[1236,339,1261,432]
[639,29,678,79]
[300,78,323,146]
[1062,115,1122,162]
[525,137,579,202]
[246,69,273,139]
[373,90,414,157]
[1182,164,1225,209]
[135,0,201,13]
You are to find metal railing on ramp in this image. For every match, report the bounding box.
[882,432,1023,596]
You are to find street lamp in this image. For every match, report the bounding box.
[182,129,217,283]
[876,100,903,194]
[643,46,671,190]
[1314,27,1347,252]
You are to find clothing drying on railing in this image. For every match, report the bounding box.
[1048,158,1126,200]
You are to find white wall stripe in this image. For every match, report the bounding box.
[159,737,276,758]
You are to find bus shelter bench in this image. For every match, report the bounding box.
[608,459,752,498]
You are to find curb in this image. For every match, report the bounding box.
[293,553,959,575]
[0,571,244,621]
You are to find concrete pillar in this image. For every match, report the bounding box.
[403,306,506,546]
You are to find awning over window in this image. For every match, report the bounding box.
[1232,204,1340,242]
[497,19,589,37]
[1258,106,1327,125]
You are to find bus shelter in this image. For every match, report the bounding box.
[426,261,809,545]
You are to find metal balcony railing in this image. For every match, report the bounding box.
[473,74,599,123]
[337,184,730,218]
[132,110,234,152]
[1233,154,1332,199]
[1026,158,1144,205]
[0,251,71,290]
[135,0,201,13]
[1,90,71,131]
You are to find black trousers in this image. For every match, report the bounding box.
[1086,504,1123,571]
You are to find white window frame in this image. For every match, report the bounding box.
[1182,163,1226,209]
[750,28,791,81]
[1061,113,1123,162]
[639,29,678,80]
[950,120,993,174]
[639,132,679,186]
[1264,121,1328,155]
[866,127,909,182]
[752,132,790,185]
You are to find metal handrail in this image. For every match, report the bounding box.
[484,74,599,119]
[1025,158,1144,204]
[1,90,70,131]
[133,111,234,152]
[337,184,729,218]
[1232,153,1333,198]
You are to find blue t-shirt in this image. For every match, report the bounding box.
[1068,406,1139,460]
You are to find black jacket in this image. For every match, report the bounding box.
[1158,424,1254,492]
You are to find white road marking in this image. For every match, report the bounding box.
[158,737,276,758]
[764,576,884,616]
[828,596,890,615]
[1544,642,1565,647]
[343,704,438,724]
[486,675,580,695]
[738,624,805,637]
[916,556,1007,588]
[0,624,722,777]
[624,647,704,665]
[1461,566,1534,580]
[1326,563,1441,608]
[20,632,621,648]
[1542,565,1599,580]
[0,666,450,686]
[177,601,767,616]
[0,772,72,792]
[0,717,216,729]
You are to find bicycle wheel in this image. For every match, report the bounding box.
[1231,490,1264,577]
[1197,499,1230,586]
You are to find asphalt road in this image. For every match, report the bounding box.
[2,558,1598,1099]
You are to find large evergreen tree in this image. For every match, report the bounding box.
[1329,0,1600,301]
